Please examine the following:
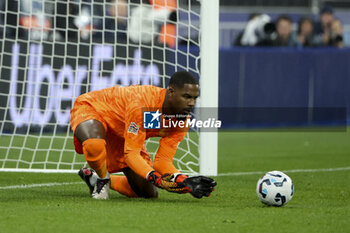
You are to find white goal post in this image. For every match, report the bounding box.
[0,0,219,175]
[199,0,219,176]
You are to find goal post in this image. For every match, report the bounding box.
[0,0,219,175]
[199,0,219,176]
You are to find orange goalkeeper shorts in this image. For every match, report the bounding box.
[70,99,153,173]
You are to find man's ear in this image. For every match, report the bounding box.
[167,86,175,96]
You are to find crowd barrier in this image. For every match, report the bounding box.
[218,47,350,128]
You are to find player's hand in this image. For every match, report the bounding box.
[147,171,187,193]
[175,174,217,199]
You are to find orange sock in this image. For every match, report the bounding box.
[110,175,138,197]
[82,138,108,179]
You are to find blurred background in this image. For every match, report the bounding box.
[0,0,349,131]
[211,0,350,48]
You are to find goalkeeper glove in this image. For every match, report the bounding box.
[172,173,217,199]
[146,171,187,193]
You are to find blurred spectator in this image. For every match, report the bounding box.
[108,0,128,30]
[58,0,115,41]
[233,13,259,46]
[55,0,96,41]
[72,0,96,40]
[55,0,128,42]
[128,0,177,47]
[269,15,298,47]
[254,14,298,47]
[297,17,317,47]
[314,6,343,47]
[55,0,71,40]
[328,19,344,48]
[314,6,334,44]
[18,0,52,40]
[150,0,177,48]
[99,0,128,42]
[237,13,276,46]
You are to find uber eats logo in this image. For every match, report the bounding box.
[8,43,161,127]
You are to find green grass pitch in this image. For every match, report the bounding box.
[0,128,349,233]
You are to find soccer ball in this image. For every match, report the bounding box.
[256,171,294,207]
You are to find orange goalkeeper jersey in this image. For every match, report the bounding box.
[70,85,188,177]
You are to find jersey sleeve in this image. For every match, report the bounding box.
[123,101,153,179]
[153,128,188,175]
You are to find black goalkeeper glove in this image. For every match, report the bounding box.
[147,171,217,198]
[174,174,217,199]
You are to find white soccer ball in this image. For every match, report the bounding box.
[256,171,294,207]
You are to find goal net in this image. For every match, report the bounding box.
[0,0,218,175]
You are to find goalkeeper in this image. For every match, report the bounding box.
[70,71,216,199]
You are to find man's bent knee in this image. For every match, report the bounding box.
[75,119,106,143]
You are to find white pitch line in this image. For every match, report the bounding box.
[0,181,83,190]
[1,167,350,190]
[217,166,350,177]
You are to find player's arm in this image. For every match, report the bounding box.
[153,132,184,175]
[123,108,185,193]
[153,130,217,198]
